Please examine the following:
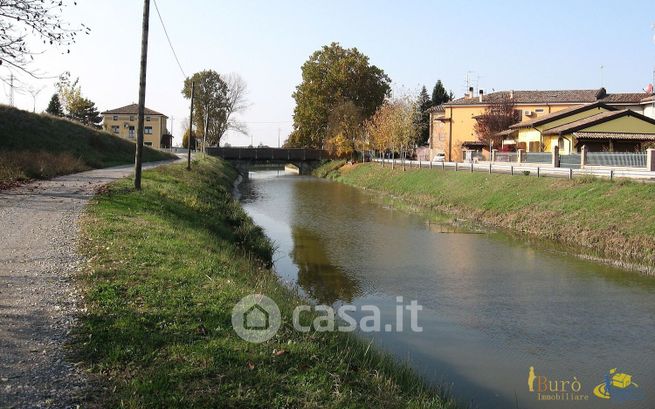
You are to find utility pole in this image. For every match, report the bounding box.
[187,81,195,170]
[278,128,281,148]
[134,0,151,190]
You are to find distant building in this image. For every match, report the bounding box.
[429,88,654,161]
[101,104,169,149]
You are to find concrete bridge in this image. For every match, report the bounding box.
[206,147,329,175]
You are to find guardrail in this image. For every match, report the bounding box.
[206,147,328,161]
[373,158,655,181]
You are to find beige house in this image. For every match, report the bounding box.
[102,104,170,149]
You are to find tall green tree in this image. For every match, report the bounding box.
[417,86,431,145]
[45,94,63,117]
[288,42,391,149]
[431,80,453,107]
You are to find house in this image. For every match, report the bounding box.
[509,102,614,153]
[101,104,169,149]
[538,109,655,153]
[429,88,654,161]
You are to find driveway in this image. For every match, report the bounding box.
[0,159,179,408]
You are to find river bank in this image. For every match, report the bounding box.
[316,161,655,274]
[73,157,455,408]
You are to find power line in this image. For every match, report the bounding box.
[152,0,186,79]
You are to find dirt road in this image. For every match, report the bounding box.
[0,160,177,408]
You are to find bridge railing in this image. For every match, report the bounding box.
[206,147,328,161]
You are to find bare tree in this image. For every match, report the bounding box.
[474,94,520,149]
[0,0,89,76]
[215,73,249,144]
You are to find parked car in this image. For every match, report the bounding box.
[432,153,446,162]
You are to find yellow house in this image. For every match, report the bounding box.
[101,104,169,149]
[429,88,651,161]
[509,102,613,153]
[541,110,655,153]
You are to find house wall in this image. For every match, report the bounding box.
[582,115,655,133]
[103,115,167,148]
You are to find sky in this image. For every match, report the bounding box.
[3,0,655,147]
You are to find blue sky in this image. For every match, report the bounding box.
[4,0,655,147]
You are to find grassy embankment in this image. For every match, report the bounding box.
[316,162,655,272]
[0,105,173,189]
[75,156,456,408]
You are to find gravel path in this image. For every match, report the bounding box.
[0,160,178,409]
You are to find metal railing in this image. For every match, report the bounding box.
[524,152,551,164]
[587,152,647,168]
[495,152,518,162]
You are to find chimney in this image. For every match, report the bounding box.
[509,90,514,99]
[479,89,484,103]
[466,86,474,99]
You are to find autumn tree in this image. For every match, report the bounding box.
[45,94,63,116]
[0,1,89,75]
[474,95,520,149]
[68,97,101,128]
[182,128,197,150]
[365,95,422,168]
[324,100,364,159]
[288,42,391,149]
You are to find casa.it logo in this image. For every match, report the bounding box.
[527,366,589,402]
[593,368,644,402]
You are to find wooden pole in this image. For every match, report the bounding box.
[134,0,151,190]
[187,81,195,170]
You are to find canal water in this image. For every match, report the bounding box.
[239,170,655,409]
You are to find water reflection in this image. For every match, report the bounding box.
[290,227,361,304]
[240,170,655,409]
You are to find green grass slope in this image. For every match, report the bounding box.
[0,105,174,188]
[75,156,456,408]
[327,163,655,272]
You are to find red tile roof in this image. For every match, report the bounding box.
[101,104,167,117]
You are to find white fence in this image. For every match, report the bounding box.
[373,158,655,181]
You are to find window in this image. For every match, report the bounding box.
[113,115,118,121]
[111,125,120,134]
[146,116,151,122]
[535,108,545,114]
[128,126,135,138]
[144,142,153,146]
[145,126,153,135]
[130,115,135,121]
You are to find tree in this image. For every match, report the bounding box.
[474,94,520,149]
[417,86,431,145]
[365,95,422,168]
[68,97,101,128]
[182,70,228,146]
[431,80,453,107]
[0,1,89,75]
[45,93,63,116]
[324,100,364,159]
[182,128,197,150]
[288,42,391,149]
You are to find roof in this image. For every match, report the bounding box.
[600,93,651,104]
[496,129,518,137]
[542,109,655,135]
[101,104,167,117]
[445,89,607,106]
[642,95,655,103]
[427,105,445,113]
[574,131,655,140]
[461,140,487,147]
[509,102,615,129]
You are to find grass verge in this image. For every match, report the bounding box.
[75,156,456,408]
[0,105,174,189]
[322,162,655,273]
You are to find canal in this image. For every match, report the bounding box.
[239,170,655,409]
